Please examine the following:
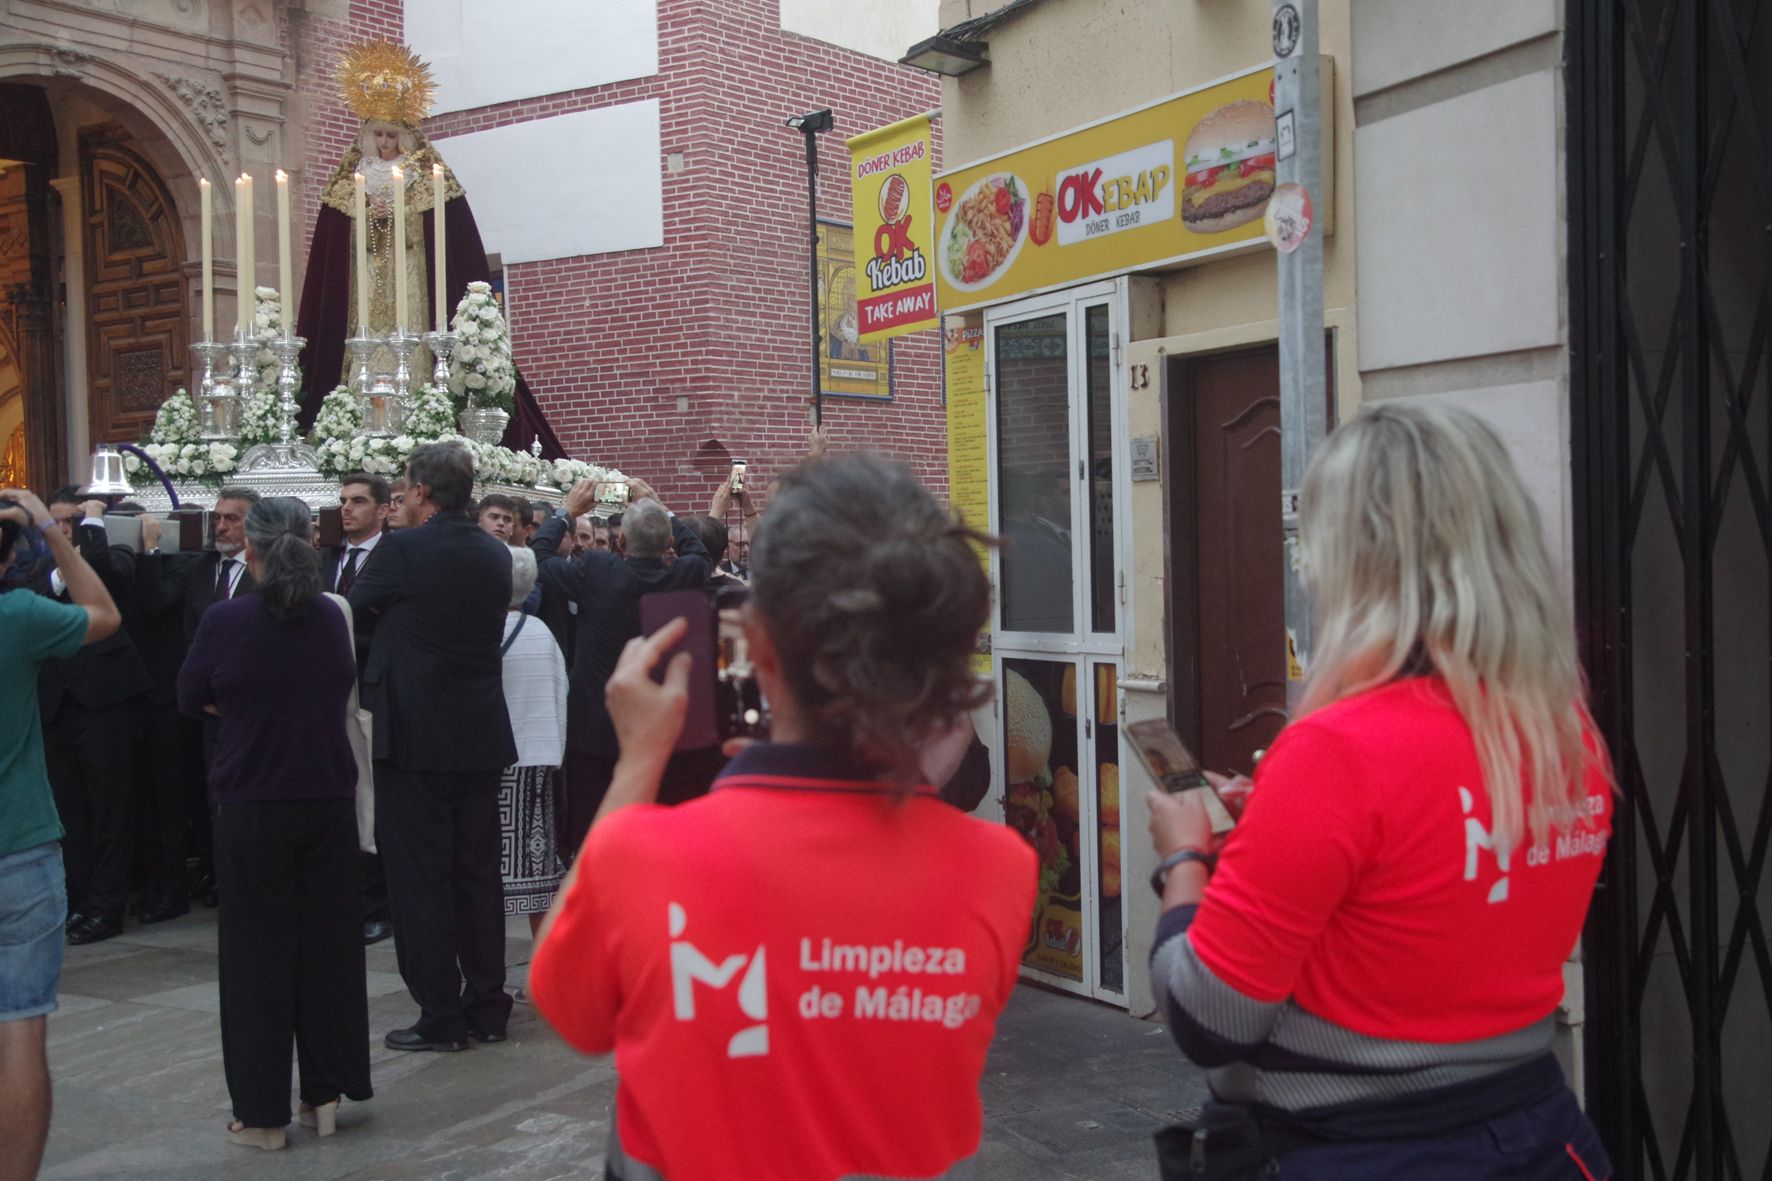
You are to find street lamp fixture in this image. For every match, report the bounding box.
[899,34,989,77]
[786,108,834,426]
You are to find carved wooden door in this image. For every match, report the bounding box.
[80,129,188,444]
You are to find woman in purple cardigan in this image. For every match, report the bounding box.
[178,497,371,1150]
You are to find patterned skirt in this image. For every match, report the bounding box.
[499,764,564,916]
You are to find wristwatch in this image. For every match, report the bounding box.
[1150,848,1214,896]
[553,506,573,522]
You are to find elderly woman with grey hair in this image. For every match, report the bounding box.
[498,545,569,946]
[178,497,372,1151]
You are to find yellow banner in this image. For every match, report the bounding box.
[935,64,1276,310]
[943,312,990,674]
[847,113,938,343]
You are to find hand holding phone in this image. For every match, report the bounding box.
[1125,719,1236,835]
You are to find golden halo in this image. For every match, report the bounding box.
[336,40,436,128]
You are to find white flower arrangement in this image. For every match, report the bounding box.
[148,388,200,446]
[231,287,293,446]
[403,384,458,440]
[448,281,516,414]
[128,439,239,482]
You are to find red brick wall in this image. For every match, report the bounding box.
[418,0,946,513]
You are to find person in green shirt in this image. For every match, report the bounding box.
[0,488,121,1181]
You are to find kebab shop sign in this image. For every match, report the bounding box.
[847,113,938,343]
[934,63,1278,312]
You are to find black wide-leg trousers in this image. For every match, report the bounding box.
[214,798,371,1128]
[375,762,510,1043]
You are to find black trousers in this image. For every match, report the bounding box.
[133,702,201,897]
[213,798,371,1128]
[46,698,144,923]
[376,762,510,1042]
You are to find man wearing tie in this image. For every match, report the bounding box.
[322,472,393,945]
[182,488,262,643]
[348,444,517,1052]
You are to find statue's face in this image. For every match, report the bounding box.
[372,127,401,161]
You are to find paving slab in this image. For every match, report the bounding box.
[42,912,1205,1179]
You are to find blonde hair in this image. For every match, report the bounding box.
[1297,402,1607,851]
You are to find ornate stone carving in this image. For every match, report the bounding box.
[48,47,91,78]
[155,74,230,155]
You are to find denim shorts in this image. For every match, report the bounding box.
[0,842,67,1022]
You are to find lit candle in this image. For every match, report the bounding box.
[199,177,213,342]
[354,172,369,336]
[275,169,292,340]
[391,164,408,332]
[433,163,447,334]
[234,174,248,336]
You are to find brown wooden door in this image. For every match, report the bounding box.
[1166,347,1289,776]
[80,129,188,444]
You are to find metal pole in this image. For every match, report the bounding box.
[805,129,823,428]
[1273,0,1325,705]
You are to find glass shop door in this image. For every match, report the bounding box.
[985,279,1128,1005]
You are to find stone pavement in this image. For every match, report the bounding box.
[40,908,1207,1179]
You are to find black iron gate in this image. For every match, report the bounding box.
[1569,1,1772,1179]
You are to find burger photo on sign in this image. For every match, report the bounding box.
[1181,99,1278,235]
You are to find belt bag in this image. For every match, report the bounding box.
[1155,1103,1327,1181]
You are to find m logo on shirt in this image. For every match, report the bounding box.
[668,902,768,1058]
[1459,786,1511,904]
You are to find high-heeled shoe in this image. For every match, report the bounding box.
[226,1121,286,1150]
[298,1099,339,1136]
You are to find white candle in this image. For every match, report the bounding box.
[391,164,407,332]
[234,175,248,336]
[354,172,369,336]
[242,172,256,331]
[275,169,292,339]
[433,164,446,334]
[199,177,214,342]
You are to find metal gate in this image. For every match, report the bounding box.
[1568,1,1772,1179]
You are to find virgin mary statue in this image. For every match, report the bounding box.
[295,40,563,457]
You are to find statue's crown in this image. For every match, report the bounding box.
[337,40,435,128]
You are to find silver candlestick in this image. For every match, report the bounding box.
[344,335,378,398]
[388,330,420,401]
[267,335,307,444]
[192,340,228,402]
[195,333,251,441]
[423,330,456,392]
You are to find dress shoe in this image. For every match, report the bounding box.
[64,907,88,932]
[362,918,393,946]
[67,913,123,945]
[467,1027,507,1044]
[139,892,190,925]
[383,1027,467,1053]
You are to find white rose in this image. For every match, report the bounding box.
[466,372,487,390]
[477,306,497,323]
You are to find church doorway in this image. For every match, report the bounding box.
[80,125,189,445]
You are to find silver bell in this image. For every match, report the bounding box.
[81,444,135,498]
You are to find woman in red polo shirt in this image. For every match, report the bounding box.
[1146,403,1614,1180]
[531,453,1035,1181]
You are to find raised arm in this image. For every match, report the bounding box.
[4,490,120,644]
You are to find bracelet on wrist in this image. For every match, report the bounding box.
[1150,847,1215,896]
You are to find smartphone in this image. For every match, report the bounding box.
[639,589,720,750]
[1124,718,1236,834]
[730,461,747,495]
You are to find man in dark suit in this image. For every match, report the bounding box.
[530,477,710,856]
[180,487,260,646]
[124,511,203,924]
[34,489,152,944]
[321,472,394,945]
[349,443,517,1052]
